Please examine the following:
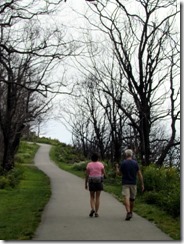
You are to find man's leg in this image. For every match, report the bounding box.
[124,196,130,213]
[129,198,134,218]
[129,185,137,217]
[122,186,132,220]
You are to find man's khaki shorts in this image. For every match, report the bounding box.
[122,185,137,200]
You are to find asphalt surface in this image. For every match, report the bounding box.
[32,143,173,241]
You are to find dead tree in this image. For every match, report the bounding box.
[0,0,79,171]
[83,0,180,165]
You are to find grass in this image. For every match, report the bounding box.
[5,142,178,240]
[49,146,86,178]
[0,142,51,240]
[104,175,180,240]
[104,179,180,240]
[133,199,180,240]
[14,141,39,164]
[50,145,180,240]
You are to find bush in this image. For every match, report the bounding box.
[0,167,23,189]
[53,144,86,164]
[15,153,32,164]
[0,176,9,189]
[142,164,179,192]
[141,164,180,217]
[159,183,180,217]
[15,141,39,164]
[29,136,60,145]
[142,164,164,191]
[143,191,160,204]
[72,161,88,171]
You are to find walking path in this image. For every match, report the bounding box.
[32,143,173,241]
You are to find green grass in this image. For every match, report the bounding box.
[104,180,180,240]
[15,141,39,164]
[50,145,180,240]
[104,175,180,240]
[49,146,86,178]
[0,166,51,240]
[0,141,51,240]
[133,199,180,240]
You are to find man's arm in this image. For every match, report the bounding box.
[137,170,144,192]
[115,163,122,176]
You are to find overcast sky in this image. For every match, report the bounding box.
[39,119,72,144]
[37,0,181,145]
[36,0,104,144]
[37,0,88,144]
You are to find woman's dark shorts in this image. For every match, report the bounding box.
[89,182,103,192]
[88,177,104,192]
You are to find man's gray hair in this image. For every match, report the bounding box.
[124,149,133,158]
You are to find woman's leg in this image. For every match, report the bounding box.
[90,191,95,210]
[95,191,101,214]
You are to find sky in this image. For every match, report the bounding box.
[35,0,95,144]
[0,2,181,243]
[36,0,181,145]
[39,119,73,144]
[30,0,83,144]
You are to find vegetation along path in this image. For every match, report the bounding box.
[33,143,172,241]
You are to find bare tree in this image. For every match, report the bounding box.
[0,50,54,170]
[82,0,180,166]
[0,0,79,171]
[66,78,110,159]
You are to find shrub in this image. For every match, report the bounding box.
[0,167,23,189]
[142,164,179,192]
[158,183,180,217]
[0,176,9,189]
[15,141,39,164]
[15,153,32,164]
[143,191,160,204]
[53,144,86,164]
[141,164,180,217]
[72,161,88,171]
[31,136,60,145]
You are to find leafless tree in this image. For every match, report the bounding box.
[64,78,110,159]
[0,0,79,171]
[81,0,180,166]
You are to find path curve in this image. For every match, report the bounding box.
[33,143,172,241]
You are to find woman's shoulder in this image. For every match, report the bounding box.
[87,161,93,167]
[97,161,104,167]
[87,161,93,165]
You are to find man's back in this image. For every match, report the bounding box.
[120,159,139,185]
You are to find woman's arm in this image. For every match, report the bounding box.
[85,170,89,189]
[102,167,107,178]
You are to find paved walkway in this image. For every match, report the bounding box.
[32,144,173,241]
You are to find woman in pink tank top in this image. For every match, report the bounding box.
[85,153,106,217]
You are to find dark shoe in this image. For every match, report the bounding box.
[125,212,132,220]
[89,209,95,217]
[95,213,99,217]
